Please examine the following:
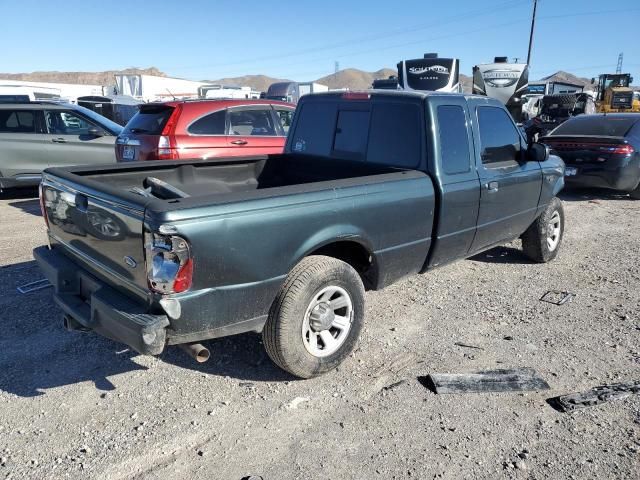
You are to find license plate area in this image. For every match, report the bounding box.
[122,146,136,161]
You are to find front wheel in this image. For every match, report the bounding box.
[521,197,565,263]
[263,255,365,378]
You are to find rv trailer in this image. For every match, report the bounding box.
[473,57,529,121]
[397,53,461,93]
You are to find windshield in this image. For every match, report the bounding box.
[603,75,630,89]
[72,104,123,134]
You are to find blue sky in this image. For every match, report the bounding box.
[1,0,639,82]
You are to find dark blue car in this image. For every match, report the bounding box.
[542,113,640,199]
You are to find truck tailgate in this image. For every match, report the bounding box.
[41,175,150,300]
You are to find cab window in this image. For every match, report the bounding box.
[477,106,521,167]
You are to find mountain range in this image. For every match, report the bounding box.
[0,67,621,93]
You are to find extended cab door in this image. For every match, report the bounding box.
[43,109,117,167]
[468,101,542,253]
[226,105,287,154]
[425,97,481,268]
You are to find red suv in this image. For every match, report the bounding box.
[115,99,295,162]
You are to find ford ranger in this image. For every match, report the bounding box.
[34,91,565,378]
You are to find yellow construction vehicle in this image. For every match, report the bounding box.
[593,73,640,113]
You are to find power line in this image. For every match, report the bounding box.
[169,0,529,71]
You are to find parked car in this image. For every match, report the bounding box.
[523,93,596,141]
[115,99,295,162]
[0,102,122,190]
[541,113,640,199]
[35,90,565,378]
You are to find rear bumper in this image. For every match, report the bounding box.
[34,245,169,355]
[565,162,640,192]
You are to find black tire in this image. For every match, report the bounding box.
[263,255,365,379]
[630,184,640,200]
[521,197,565,263]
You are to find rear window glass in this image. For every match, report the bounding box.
[290,100,421,167]
[290,102,337,156]
[124,105,174,134]
[334,110,369,154]
[367,103,421,168]
[189,110,226,135]
[0,110,36,133]
[550,116,637,137]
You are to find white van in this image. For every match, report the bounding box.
[0,85,62,103]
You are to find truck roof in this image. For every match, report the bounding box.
[303,89,503,104]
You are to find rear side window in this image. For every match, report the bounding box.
[189,110,226,135]
[124,105,174,134]
[437,105,470,174]
[368,103,421,168]
[229,109,277,136]
[477,106,521,166]
[333,110,369,154]
[551,116,637,137]
[0,110,36,133]
[290,102,337,156]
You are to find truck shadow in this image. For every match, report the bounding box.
[559,188,633,202]
[159,334,296,383]
[7,198,42,216]
[0,187,38,200]
[0,260,147,398]
[469,246,534,265]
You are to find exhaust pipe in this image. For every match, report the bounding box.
[179,343,210,363]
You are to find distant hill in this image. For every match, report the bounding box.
[536,70,594,89]
[203,74,291,92]
[314,68,397,90]
[0,67,166,86]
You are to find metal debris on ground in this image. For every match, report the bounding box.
[547,380,640,413]
[16,278,51,294]
[454,342,484,350]
[540,290,575,305]
[422,368,550,394]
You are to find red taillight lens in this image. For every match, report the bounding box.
[145,232,193,294]
[39,183,50,229]
[173,258,193,293]
[602,144,634,155]
[156,135,179,160]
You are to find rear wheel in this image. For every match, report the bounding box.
[630,184,640,200]
[263,255,365,378]
[521,197,565,263]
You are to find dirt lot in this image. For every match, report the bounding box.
[0,187,638,480]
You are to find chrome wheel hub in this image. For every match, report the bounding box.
[546,210,561,251]
[302,286,353,358]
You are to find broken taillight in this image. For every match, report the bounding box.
[145,231,193,294]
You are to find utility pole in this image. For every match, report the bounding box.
[616,52,623,73]
[526,0,538,66]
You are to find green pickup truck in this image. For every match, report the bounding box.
[34,90,566,378]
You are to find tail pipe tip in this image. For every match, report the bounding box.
[179,342,210,363]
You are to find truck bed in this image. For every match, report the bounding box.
[50,154,405,201]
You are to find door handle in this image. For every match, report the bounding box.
[230,139,248,145]
[486,181,499,192]
[51,138,67,143]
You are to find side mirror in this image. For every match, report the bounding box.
[528,142,549,163]
[590,77,595,84]
[630,76,634,84]
[88,127,104,137]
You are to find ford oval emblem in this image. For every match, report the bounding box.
[124,256,137,268]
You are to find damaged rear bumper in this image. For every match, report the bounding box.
[33,245,169,355]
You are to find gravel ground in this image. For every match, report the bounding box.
[0,187,638,480]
